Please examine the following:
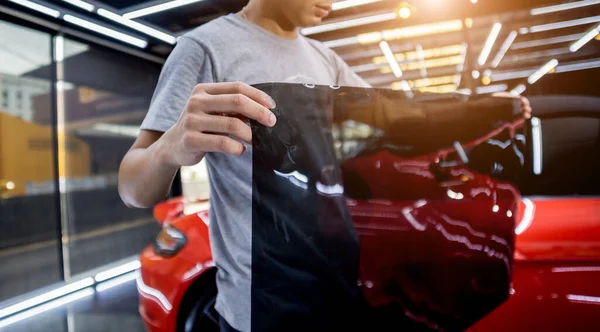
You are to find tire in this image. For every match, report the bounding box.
[177,269,220,332]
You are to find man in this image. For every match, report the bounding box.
[118,1,531,331]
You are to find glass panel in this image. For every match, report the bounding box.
[0,20,62,301]
[58,37,162,277]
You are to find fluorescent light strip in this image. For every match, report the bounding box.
[529,15,600,33]
[351,63,385,73]
[491,31,518,68]
[476,84,508,94]
[531,0,600,15]
[0,288,95,329]
[332,0,381,10]
[492,68,536,82]
[511,84,527,96]
[416,44,427,77]
[94,260,141,282]
[555,58,600,73]
[528,59,559,84]
[569,25,600,52]
[302,12,397,35]
[62,0,94,11]
[531,118,543,175]
[8,0,60,18]
[0,277,94,319]
[380,41,403,78]
[63,14,148,48]
[324,36,359,48]
[97,9,176,44]
[96,271,138,292]
[123,0,205,19]
[512,33,584,50]
[478,23,502,66]
[504,47,571,64]
[325,19,463,48]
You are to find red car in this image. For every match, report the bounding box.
[137,95,600,332]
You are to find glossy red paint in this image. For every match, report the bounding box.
[139,211,213,332]
[471,197,600,331]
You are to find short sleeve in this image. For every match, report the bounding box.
[333,53,371,88]
[140,36,215,132]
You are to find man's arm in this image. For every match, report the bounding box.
[118,130,177,208]
[118,82,277,209]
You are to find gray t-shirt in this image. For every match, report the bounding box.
[140,13,368,332]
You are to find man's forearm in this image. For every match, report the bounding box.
[118,140,181,209]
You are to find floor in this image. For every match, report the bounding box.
[3,278,146,332]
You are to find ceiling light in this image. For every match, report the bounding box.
[492,68,537,82]
[372,44,466,64]
[301,12,397,35]
[478,23,502,66]
[332,0,381,10]
[123,0,206,19]
[351,63,385,73]
[380,41,403,78]
[61,0,93,11]
[353,19,463,46]
[555,58,600,73]
[63,14,148,48]
[398,6,411,19]
[528,59,559,84]
[415,44,426,77]
[323,36,359,48]
[512,33,584,50]
[503,47,571,64]
[511,84,527,96]
[531,0,600,15]
[465,18,473,28]
[476,84,508,94]
[405,75,458,89]
[569,25,600,52]
[419,84,457,94]
[471,0,478,3]
[529,15,600,33]
[379,55,464,74]
[97,9,177,44]
[8,0,60,18]
[472,70,480,79]
[530,119,543,175]
[481,76,491,85]
[491,30,518,68]
[393,80,414,98]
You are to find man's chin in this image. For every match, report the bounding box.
[302,17,324,28]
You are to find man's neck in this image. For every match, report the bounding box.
[240,2,299,40]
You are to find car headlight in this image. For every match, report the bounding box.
[153,224,187,258]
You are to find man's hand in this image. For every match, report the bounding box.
[156,82,277,167]
[492,92,532,120]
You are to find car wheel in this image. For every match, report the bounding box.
[178,270,220,332]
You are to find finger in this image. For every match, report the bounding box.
[192,114,252,144]
[196,82,275,109]
[194,94,276,127]
[185,132,246,156]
